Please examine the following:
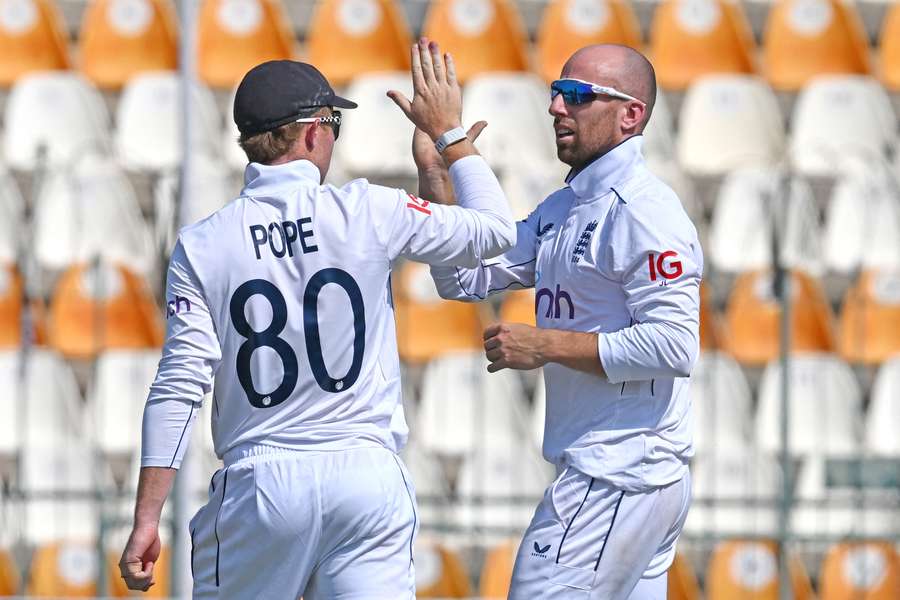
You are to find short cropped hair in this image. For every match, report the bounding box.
[238,107,322,165]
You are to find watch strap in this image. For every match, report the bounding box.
[434,126,467,153]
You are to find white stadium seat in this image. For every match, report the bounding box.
[644,157,702,223]
[756,353,863,457]
[33,155,155,277]
[3,72,111,170]
[690,351,754,455]
[641,89,675,162]
[500,161,567,220]
[709,168,823,275]
[790,75,896,177]
[418,351,531,458]
[0,168,24,264]
[461,73,558,173]
[865,357,900,456]
[677,75,784,176]
[824,169,900,274]
[222,87,246,171]
[335,72,417,178]
[116,71,221,172]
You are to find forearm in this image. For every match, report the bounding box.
[540,329,606,377]
[417,166,455,205]
[597,321,698,383]
[133,467,176,527]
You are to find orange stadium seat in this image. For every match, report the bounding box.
[422,0,529,83]
[763,0,870,91]
[706,540,814,600]
[839,270,900,366]
[197,0,295,88]
[699,282,723,351]
[415,541,472,598]
[820,542,900,600]
[79,0,178,89]
[536,0,641,83]
[499,288,535,326]
[0,264,22,349]
[668,552,700,600]
[108,547,170,597]
[649,0,756,90]
[27,542,98,597]
[393,262,487,363]
[48,262,163,359]
[0,548,19,595]
[725,270,836,366]
[306,0,411,86]
[479,539,517,599]
[0,0,70,86]
[881,2,900,91]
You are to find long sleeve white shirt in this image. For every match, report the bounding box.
[431,137,703,491]
[141,155,514,468]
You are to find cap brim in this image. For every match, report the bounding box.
[331,95,357,109]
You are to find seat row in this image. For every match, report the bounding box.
[4,0,900,93]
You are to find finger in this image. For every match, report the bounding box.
[483,336,500,351]
[445,52,457,86]
[419,38,436,86]
[487,360,507,373]
[429,40,444,83]
[387,90,413,118]
[467,120,488,142]
[483,323,502,340]
[486,348,503,362]
[410,44,425,93]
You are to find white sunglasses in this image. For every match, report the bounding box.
[551,78,645,105]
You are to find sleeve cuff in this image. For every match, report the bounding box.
[597,332,624,384]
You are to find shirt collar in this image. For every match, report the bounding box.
[242,159,322,196]
[565,135,644,200]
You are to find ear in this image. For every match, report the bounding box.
[304,121,318,151]
[621,101,646,132]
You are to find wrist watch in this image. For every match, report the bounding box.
[434,126,467,153]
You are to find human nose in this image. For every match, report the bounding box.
[549,93,567,117]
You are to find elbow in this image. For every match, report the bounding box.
[483,219,517,259]
[671,334,699,378]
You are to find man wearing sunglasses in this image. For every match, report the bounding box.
[119,41,515,598]
[426,44,702,599]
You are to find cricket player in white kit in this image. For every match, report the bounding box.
[118,40,515,598]
[422,45,701,599]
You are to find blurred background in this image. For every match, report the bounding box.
[0,0,898,597]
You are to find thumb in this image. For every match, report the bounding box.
[386,90,413,118]
[467,120,488,142]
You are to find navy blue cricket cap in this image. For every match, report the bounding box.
[233,60,357,137]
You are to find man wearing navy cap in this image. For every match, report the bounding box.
[119,40,515,598]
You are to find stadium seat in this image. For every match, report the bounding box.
[108,545,170,597]
[705,540,814,600]
[685,450,782,537]
[789,76,896,177]
[709,168,823,276]
[116,71,221,172]
[48,262,164,359]
[0,265,22,350]
[196,0,295,88]
[536,0,641,84]
[415,540,472,598]
[0,168,24,264]
[306,0,411,86]
[27,541,99,597]
[649,0,756,90]
[154,154,232,248]
[3,72,111,170]
[393,262,485,364]
[461,73,557,172]
[644,157,702,223]
[422,0,529,83]
[33,156,155,277]
[641,90,675,162]
[479,539,517,599]
[756,353,862,456]
[699,284,722,350]
[499,161,568,220]
[334,72,416,178]
[668,553,700,600]
[79,0,178,89]
[222,87,247,170]
[725,270,835,366]
[690,352,753,454]
[866,357,900,457]
[820,542,900,600]
[498,288,535,326]
[881,2,900,91]
[824,171,900,275]
[838,270,900,365]
[399,439,452,525]
[677,75,784,176]
[763,0,870,91]
[0,548,18,595]
[0,0,70,86]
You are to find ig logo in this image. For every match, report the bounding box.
[648,251,683,285]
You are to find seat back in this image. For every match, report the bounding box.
[536,0,640,83]
[196,0,295,88]
[422,0,529,83]
[0,167,24,264]
[820,542,900,600]
[415,540,472,598]
[0,548,18,595]
[0,0,69,86]
[866,357,900,457]
[79,0,178,89]
[726,270,835,366]
[26,542,98,597]
[0,266,22,350]
[699,283,722,350]
[479,539,517,598]
[306,0,411,86]
[706,540,814,600]
[763,0,870,91]
[668,552,700,600]
[881,2,900,91]
[650,0,756,90]
[839,270,900,365]
[690,351,753,454]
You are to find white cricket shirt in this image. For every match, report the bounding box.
[141,156,515,468]
[431,136,703,492]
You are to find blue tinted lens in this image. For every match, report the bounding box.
[551,80,595,105]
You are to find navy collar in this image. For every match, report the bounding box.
[242,159,322,196]
[565,135,644,200]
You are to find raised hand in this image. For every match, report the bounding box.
[412,121,488,173]
[388,38,463,140]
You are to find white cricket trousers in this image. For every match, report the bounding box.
[509,467,691,600]
[189,444,418,599]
